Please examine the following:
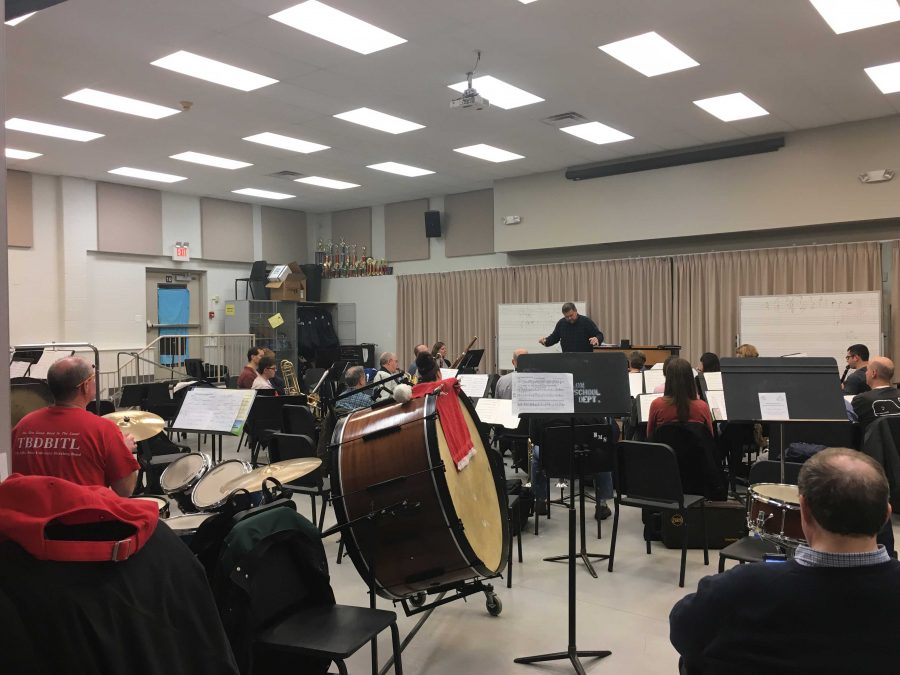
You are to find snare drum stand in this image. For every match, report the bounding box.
[515,419,611,674]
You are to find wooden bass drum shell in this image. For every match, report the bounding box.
[331,393,508,600]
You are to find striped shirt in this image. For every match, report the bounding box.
[793,543,890,568]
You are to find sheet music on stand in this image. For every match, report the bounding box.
[705,390,728,421]
[512,372,574,416]
[628,372,644,397]
[703,371,723,391]
[9,361,30,378]
[637,393,663,423]
[475,398,520,429]
[439,368,458,380]
[172,388,256,435]
[643,369,666,393]
[457,373,490,399]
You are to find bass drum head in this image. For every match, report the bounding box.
[191,459,252,511]
[433,397,504,575]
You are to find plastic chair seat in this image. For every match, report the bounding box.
[718,535,780,572]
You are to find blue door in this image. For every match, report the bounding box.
[158,286,190,365]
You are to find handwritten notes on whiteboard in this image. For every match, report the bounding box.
[512,372,574,416]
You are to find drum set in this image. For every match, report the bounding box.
[747,482,804,550]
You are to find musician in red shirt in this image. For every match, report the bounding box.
[12,356,139,496]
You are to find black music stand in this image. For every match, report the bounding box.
[457,349,484,374]
[721,357,847,482]
[514,352,629,674]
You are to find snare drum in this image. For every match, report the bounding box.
[165,513,214,547]
[332,391,509,600]
[748,483,805,547]
[191,459,253,511]
[132,495,170,519]
[160,453,211,513]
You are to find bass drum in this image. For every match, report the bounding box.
[331,392,509,600]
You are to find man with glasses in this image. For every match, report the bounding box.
[251,356,278,391]
[843,343,871,395]
[11,356,139,496]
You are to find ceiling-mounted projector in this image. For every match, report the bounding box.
[451,49,490,111]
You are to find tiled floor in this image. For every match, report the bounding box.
[181,434,899,674]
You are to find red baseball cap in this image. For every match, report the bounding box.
[0,474,158,562]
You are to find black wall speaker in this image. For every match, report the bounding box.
[425,210,442,238]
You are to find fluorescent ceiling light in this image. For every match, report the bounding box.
[170,151,252,170]
[232,188,295,200]
[454,143,524,163]
[809,0,900,34]
[295,176,360,189]
[243,132,330,154]
[5,117,103,141]
[151,51,277,91]
[560,121,633,145]
[599,31,699,77]
[693,92,769,121]
[5,12,35,26]
[108,167,187,183]
[334,107,424,134]
[448,75,543,110]
[63,88,180,119]
[367,162,434,177]
[865,60,900,94]
[5,148,42,160]
[518,0,540,4]
[270,1,406,55]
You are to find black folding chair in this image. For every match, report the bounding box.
[244,395,306,466]
[269,432,330,531]
[283,404,318,443]
[610,440,709,587]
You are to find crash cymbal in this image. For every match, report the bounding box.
[102,410,166,441]
[220,458,322,493]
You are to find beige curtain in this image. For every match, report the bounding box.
[396,256,672,373]
[673,242,882,365]
[892,242,900,362]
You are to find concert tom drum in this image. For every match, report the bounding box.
[748,483,805,547]
[160,453,211,513]
[132,495,170,519]
[332,391,509,600]
[191,459,254,511]
[165,513,214,547]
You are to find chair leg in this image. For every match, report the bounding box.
[310,494,317,525]
[608,500,619,572]
[507,523,513,589]
[336,539,344,564]
[718,553,725,574]
[701,501,709,566]
[336,658,349,675]
[317,493,328,532]
[517,526,523,564]
[389,621,404,674]
[679,509,688,588]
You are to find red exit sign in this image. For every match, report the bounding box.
[172,244,190,262]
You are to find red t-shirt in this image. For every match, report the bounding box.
[646,397,714,438]
[237,365,257,389]
[11,407,139,488]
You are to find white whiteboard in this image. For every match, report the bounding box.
[497,302,586,369]
[739,292,881,371]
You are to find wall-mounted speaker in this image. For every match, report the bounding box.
[425,210,442,238]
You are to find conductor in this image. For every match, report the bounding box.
[538,302,604,353]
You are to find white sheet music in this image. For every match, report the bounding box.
[629,372,644,397]
[703,371,723,391]
[643,369,666,392]
[440,368,458,380]
[759,392,790,420]
[9,361,30,378]
[638,393,664,422]
[458,373,489,399]
[512,372,574,415]
[475,398,521,429]
[173,388,256,434]
[705,390,728,421]
[844,394,855,405]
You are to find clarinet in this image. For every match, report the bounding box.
[840,364,851,385]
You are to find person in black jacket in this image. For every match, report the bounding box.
[538,302,603,353]
[852,356,900,434]
[670,447,900,675]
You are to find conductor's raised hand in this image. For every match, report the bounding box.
[589,336,600,346]
[538,337,547,346]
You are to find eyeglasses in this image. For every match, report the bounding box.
[77,366,96,388]
[265,366,276,372]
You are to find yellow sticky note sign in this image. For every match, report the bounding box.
[225,303,235,317]
[268,312,284,328]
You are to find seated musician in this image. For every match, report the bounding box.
[407,343,429,378]
[372,352,407,401]
[670,448,900,674]
[11,356,139,497]
[415,352,441,383]
[0,474,239,674]
[628,350,647,373]
[251,356,277,391]
[238,347,264,389]
[261,348,286,394]
[646,359,713,438]
[852,356,900,434]
[494,348,527,400]
[335,366,374,412]
[697,352,720,373]
[432,341,452,369]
